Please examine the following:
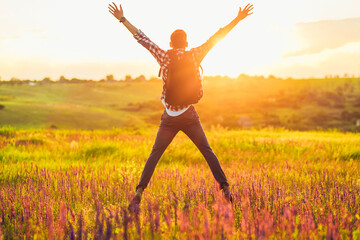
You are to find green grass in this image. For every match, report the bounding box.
[0,82,163,129]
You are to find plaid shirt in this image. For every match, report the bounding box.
[134,28,226,112]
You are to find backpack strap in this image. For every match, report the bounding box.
[199,65,203,77]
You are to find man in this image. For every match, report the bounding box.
[108,2,253,207]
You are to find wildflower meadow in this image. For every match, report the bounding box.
[0,126,360,239]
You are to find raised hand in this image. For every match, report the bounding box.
[108,2,124,21]
[237,3,254,20]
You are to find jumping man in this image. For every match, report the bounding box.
[108,2,254,207]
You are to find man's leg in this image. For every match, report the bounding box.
[129,116,179,211]
[136,124,178,191]
[181,119,229,188]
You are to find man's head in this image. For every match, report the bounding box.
[170,29,188,49]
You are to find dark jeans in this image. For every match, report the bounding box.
[136,105,229,191]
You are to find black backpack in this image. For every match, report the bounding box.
[163,50,203,106]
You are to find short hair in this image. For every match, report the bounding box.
[170,29,187,49]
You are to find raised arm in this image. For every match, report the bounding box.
[192,3,254,62]
[108,2,138,35]
[215,3,254,42]
[108,2,167,65]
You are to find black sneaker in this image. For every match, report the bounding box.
[221,185,233,203]
[128,187,144,212]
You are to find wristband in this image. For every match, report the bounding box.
[119,17,126,23]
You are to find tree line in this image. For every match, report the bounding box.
[0,74,162,85]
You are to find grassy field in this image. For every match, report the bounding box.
[1,126,359,239]
[1,76,360,131]
[0,82,163,129]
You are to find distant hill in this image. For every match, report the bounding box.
[1,76,360,131]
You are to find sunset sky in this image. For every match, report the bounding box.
[1,0,359,80]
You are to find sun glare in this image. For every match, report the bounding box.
[0,0,359,79]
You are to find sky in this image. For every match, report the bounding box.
[0,0,360,80]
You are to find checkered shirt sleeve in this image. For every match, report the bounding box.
[133,30,167,66]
